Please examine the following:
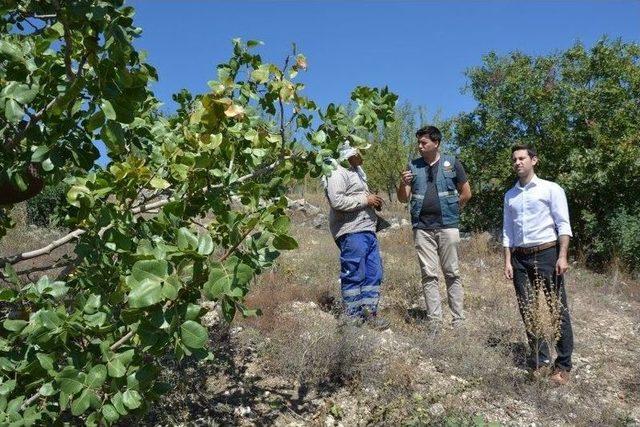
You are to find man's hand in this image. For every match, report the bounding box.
[556,256,569,276]
[367,194,383,210]
[504,263,513,280]
[400,170,413,186]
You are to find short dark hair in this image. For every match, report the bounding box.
[415,125,442,143]
[511,144,537,158]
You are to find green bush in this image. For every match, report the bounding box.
[454,38,640,271]
[608,208,640,270]
[26,183,67,227]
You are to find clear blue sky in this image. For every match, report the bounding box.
[129,0,640,119]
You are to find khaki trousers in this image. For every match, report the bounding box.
[413,228,464,325]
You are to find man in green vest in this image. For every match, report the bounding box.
[397,126,472,332]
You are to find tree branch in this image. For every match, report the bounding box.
[0,156,292,268]
[220,222,257,262]
[20,391,41,411]
[278,54,292,157]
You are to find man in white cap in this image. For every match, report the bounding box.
[323,141,389,330]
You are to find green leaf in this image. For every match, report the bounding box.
[131,259,168,284]
[36,353,54,371]
[203,265,230,299]
[1,264,19,286]
[272,216,291,234]
[58,369,84,395]
[85,110,105,132]
[251,64,270,84]
[177,227,198,251]
[221,297,236,321]
[185,303,202,321]
[180,320,208,349]
[85,364,107,388]
[0,288,16,301]
[39,382,56,397]
[3,319,28,332]
[312,130,327,144]
[102,404,120,423]
[0,380,16,395]
[128,279,163,308]
[84,294,102,314]
[71,389,92,416]
[122,389,141,409]
[106,356,126,378]
[203,258,254,300]
[150,176,170,189]
[273,234,298,250]
[42,158,54,172]
[31,146,50,162]
[67,184,91,208]
[37,310,63,330]
[161,275,180,300]
[59,390,70,411]
[4,98,24,123]
[84,312,107,328]
[111,392,128,415]
[101,99,117,120]
[100,120,125,153]
[197,233,214,255]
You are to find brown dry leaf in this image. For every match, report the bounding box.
[296,54,307,70]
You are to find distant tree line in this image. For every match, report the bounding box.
[363,39,640,272]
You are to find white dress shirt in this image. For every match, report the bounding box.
[503,175,572,248]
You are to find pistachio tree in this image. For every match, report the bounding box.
[0,1,397,424]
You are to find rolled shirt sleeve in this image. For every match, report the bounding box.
[550,183,573,237]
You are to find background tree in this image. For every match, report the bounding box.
[454,38,640,270]
[364,103,452,202]
[0,2,397,424]
[363,102,415,200]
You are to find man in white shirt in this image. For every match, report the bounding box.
[503,145,574,385]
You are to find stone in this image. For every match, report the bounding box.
[428,403,445,417]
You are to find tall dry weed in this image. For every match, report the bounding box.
[517,264,564,368]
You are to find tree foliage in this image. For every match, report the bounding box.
[0,1,397,424]
[454,38,640,269]
[363,103,451,201]
[363,103,415,200]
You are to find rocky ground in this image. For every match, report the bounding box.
[2,200,638,426]
[142,200,640,426]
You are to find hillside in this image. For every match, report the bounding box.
[137,205,640,426]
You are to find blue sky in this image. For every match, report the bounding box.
[128,0,640,119]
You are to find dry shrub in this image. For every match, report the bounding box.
[459,231,496,261]
[241,268,338,334]
[261,307,377,387]
[517,273,564,368]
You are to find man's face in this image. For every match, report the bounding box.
[511,149,538,177]
[418,135,439,156]
[348,152,363,167]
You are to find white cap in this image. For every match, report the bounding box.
[338,141,358,161]
[338,140,371,161]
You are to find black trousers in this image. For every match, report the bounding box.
[511,246,574,371]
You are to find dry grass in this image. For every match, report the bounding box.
[5,192,639,425]
[233,216,640,425]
